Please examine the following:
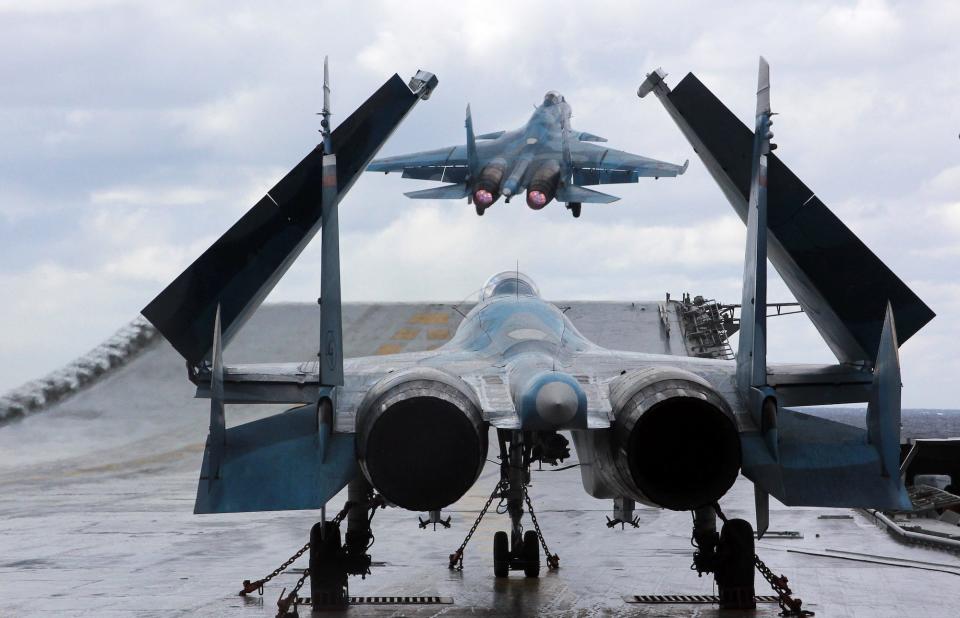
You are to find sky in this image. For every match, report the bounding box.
[0,0,958,407]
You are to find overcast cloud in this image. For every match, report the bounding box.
[1,0,957,407]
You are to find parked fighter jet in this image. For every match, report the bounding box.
[142,58,933,613]
[366,91,688,217]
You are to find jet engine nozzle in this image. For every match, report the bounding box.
[356,368,487,512]
[526,160,561,210]
[573,367,741,511]
[474,188,496,207]
[526,190,548,209]
[473,161,506,209]
[611,368,741,510]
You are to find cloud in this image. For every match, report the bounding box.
[0,0,957,408]
[819,0,902,47]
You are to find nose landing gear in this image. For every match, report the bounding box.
[493,529,541,578]
[448,430,562,578]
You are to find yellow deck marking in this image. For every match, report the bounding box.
[376,343,404,355]
[391,327,420,341]
[408,312,449,325]
[426,328,450,340]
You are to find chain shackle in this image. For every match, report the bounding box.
[239,542,311,597]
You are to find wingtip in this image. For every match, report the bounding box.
[680,159,689,174]
[756,56,771,116]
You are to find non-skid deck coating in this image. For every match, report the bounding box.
[1,302,959,617]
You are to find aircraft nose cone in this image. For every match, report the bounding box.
[502,187,513,197]
[535,381,579,425]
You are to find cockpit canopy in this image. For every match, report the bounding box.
[542,91,564,106]
[480,271,541,301]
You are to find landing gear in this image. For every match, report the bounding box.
[691,504,814,616]
[690,505,755,610]
[448,429,561,577]
[309,477,382,611]
[522,530,540,577]
[716,518,756,610]
[493,531,509,577]
[491,528,540,578]
[310,521,348,608]
[475,203,486,216]
[566,202,582,218]
[489,430,557,578]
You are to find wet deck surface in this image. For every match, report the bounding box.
[2,303,959,617]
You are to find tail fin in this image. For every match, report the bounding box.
[142,71,437,366]
[868,303,902,478]
[736,57,773,398]
[465,104,479,180]
[640,65,933,363]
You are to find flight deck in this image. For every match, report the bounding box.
[2,302,958,617]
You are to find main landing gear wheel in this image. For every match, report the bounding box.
[567,202,582,218]
[522,530,540,577]
[716,518,756,610]
[493,531,509,577]
[310,521,349,609]
[475,203,486,216]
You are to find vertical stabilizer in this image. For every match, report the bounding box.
[736,57,774,399]
[867,303,902,477]
[560,113,573,188]
[202,305,225,486]
[465,104,479,180]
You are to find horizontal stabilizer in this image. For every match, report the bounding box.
[195,404,357,513]
[577,131,608,142]
[476,130,505,140]
[404,183,470,199]
[644,70,934,362]
[556,184,619,204]
[143,72,434,365]
[740,407,911,510]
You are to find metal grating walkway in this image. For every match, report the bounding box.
[298,596,454,605]
[624,594,782,604]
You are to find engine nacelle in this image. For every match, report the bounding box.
[526,160,561,210]
[573,367,741,511]
[356,368,488,511]
[473,160,506,208]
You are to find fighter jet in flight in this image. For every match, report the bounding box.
[367,91,688,217]
[142,59,933,613]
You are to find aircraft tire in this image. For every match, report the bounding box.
[570,202,582,218]
[716,518,756,610]
[522,530,540,578]
[310,521,349,609]
[475,203,485,216]
[493,531,509,577]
